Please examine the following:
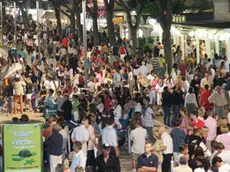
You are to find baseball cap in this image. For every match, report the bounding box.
[102,143,111,149]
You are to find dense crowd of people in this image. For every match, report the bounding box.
[1,15,230,172]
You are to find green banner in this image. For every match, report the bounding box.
[3,123,42,172]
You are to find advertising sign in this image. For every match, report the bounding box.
[3,123,42,172]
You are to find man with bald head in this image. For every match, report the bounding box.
[208,86,227,117]
[159,126,173,172]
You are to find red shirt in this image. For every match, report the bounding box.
[191,119,205,128]
[62,38,68,48]
[200,90,213,110]
[179,64,186,76]
[119,47,126,55]
[105,96,112,114]
[151,81,158,91]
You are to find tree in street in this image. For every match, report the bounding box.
[146,0,185,74]
[51,0,82,41]
[116,0,145,53]
[104,0,115,46]
[87,0,99,46]
[49,0,62,34]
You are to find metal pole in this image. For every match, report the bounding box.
[36,0,41,58]
[14,2,17,47]
[0,2,3,47]
[82,0,88,87]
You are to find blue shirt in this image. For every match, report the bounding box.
[102,126,118,147]
[170,128,186,152]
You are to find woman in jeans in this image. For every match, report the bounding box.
[162,86,172,126]
[5,79,14,115]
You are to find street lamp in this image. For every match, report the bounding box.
[14,2,17,47]
[82,0,88,86]
[0,1,3,47]
[36,0,41,58]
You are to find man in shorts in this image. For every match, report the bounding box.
[130,117,147,172]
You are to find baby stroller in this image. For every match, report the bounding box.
[37,96,46,113]
[117,119,129,152]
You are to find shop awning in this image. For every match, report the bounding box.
[42,11,56,20]
[175,20,230,29]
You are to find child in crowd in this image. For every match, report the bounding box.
[185,128,193,145]
[179,144,189,162]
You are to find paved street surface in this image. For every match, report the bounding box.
[0,107,167,172]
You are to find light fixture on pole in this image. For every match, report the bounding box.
[36,0,41,58]
[14,2,17,47]
[0,1,3,47]
[82,0,88,86]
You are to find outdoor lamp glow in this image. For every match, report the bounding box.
[208,34,214,40]
[198,32,203,38]
[131,10,137,16]
[189,31,195,37]
[149,18,157,25]
[219,34,225,41]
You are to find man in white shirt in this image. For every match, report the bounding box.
[71,124,89,156]
[212,156,230,172]
[102,118,120,172]
[70,141,87,172]
[200,72,212,89]
[130,118,147,172]
[133,98,142,113]
[217,143,230,165]
[159,126,173,172]
[87,78,95,94]
[147,70,155,86]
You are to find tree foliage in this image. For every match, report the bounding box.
[115,0,146,53]
[144,0,186,17]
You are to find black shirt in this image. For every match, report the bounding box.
[162,91,172,107]
[45,132,63,156]
[4,84,13,97]
[136,153,158,170]
[92,154,118,172]
[26,83,33,94]
[61,100,72,120]
[187,134,202,157]
[191,79,200,94]
[172,91,182,105]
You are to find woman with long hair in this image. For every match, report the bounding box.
[189,146,210,171]
[179,107,190,134]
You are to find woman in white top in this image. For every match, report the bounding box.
[184,87,198,116]
[96,95,104,113]
[111,99,122,128]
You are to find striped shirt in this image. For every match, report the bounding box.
[141,106,154,127]
[151,57,159,70]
